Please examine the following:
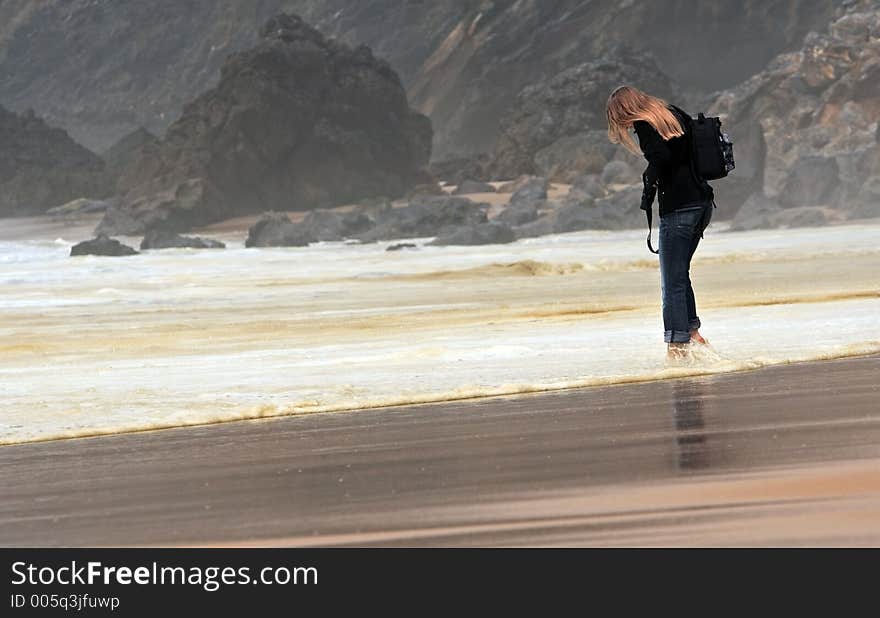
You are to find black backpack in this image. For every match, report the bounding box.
[642,106,735,253]
[688,111,735,181]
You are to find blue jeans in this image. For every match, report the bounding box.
[659,203,713,343]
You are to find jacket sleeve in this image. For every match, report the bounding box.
[633,120,673,189]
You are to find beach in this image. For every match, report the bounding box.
[2,209,879,546]
[1,212,879,445]
[2,354,878,547]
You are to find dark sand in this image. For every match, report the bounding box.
[1,355,879,547]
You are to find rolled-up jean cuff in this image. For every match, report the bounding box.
[688,317,701,330]
[665,330,691,344]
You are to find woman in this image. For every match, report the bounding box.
[606,85,714,360]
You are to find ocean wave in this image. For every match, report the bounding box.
[4,340,878,446]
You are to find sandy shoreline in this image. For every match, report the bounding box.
[3,217,880,445]
[2,353,878,547]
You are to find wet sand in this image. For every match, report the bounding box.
[1,354,878,547]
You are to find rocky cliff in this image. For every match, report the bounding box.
[711,1,880,222]
[0,0,838,157]
[487,50,676,182]
[0,105,107,217]
[97,13,432,235]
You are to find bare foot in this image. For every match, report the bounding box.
[690,329,708,345]
[667,342,690,361]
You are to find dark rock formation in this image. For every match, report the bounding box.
[140,229,225,250]
[487,51,675,182]
[70,234,138,257]
[356,195,488,242]
[97,178,222,236]
[429,154,491,184]
[429,222,516,246]
[245,213,314,248]
[98,13,432,235]
[102,128,160,194]
[600,161,639,187]
[729,193,784,231]
[402,0,838,158]
[0,1,838,156]
[494,201,541,226]
[452,180,496,195]
[729,194,834,231]
[514,186,642,238]
[570,174,607,199]
[0,105,108,217]
[709,3,880,222]
[509,178,549,206]
[386,242,418,251]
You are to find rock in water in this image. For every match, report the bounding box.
[429,222,516,246]
[356,195,488,243]
[386,243,418,252]
[140,229,225,250]
[100,13,432,235]
[70,234,138,257]
[245,213,314,248]
[0,106,108,217]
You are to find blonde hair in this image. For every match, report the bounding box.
[606,85,684,155]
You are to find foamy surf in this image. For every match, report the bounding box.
[1,221,879,445]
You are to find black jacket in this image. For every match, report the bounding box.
[633,105,712,216]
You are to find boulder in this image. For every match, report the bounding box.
[245,212,314,248]
[512,216,557,240]
[726,194,832,230]
[514,186,643,237]
[509,177,549,207]
[600,160,638,187]
[429,154,490,185]
[495,201,541,226]
[487,51,677,181]
[571,174,607,199]
[96,178,222,236]
[561,186,643,231]
[779,156,841,208]
[99,13,432,235]
[774,206,832,228]
[296,209,374,242]
[70,234,138,257]
[356,195,488,242]
[729,193,784,231]
[429,222,516,246]
[852,175,880,218]
[533,132,620,183]
[708,5,880,215]
[452,179,496,195]
[140,229,225,250]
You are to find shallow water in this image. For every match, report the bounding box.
[1,220,879,444]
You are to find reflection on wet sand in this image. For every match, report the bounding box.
[1,355,878,547]
[672,381,709,471]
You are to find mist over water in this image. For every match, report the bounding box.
[1,221,879,444]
